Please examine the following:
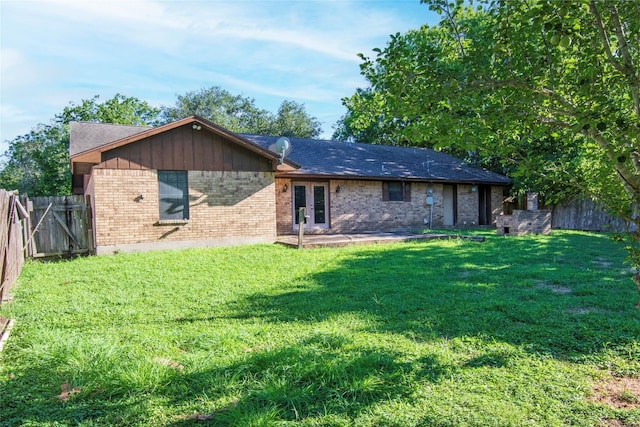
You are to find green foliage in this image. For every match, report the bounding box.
[271,100,322,138]
[337,0,640,278]
[0,124,71,195]
[58,93,161,126]
[161,86,322,138]
[1,233,639,425]
[0,94,161,196]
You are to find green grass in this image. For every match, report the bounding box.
[1,231,639,426]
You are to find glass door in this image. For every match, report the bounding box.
[292,182,329,230]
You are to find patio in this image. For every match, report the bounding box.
[276,231,485,248]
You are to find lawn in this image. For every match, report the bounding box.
[1,231,639,426]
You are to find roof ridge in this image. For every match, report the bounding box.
[70,121,153,128]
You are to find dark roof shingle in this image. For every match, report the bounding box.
[70,122,152,156]
[241,134,511,185]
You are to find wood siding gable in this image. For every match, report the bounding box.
[97,124,272,172]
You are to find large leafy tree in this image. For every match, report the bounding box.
[338,0,640,293]
[0,94,160,196]
[271,100,322,138]
[162,86,322,138]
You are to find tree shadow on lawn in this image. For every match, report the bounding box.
[232,232,640,359]
[5,233,638,426]
[168,333,429,425]
[1,358,151,426]
[2,332,432,426]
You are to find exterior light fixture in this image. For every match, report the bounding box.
[471,185,478,193]
[192,123,202,131]
[282,183,288,193]
[335,185,341,193]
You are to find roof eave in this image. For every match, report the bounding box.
[70,116,300,170]
[276,171,511,185]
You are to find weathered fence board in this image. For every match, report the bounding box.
[30,196,92,257]
[551,198,629,232]
[0,190,26,303]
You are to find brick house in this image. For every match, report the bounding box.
[70,116,511,254]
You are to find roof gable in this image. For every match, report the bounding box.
[70,116,293,168]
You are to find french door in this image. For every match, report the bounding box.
[292,182,329,230]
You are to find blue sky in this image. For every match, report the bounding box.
[1,0,439,154]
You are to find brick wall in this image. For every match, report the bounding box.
[328,180,433,232]
[274,179,435,233]
[91,169,276,252]
[275,178,292,234]
[496,210,552,235]
[275,179,506,233]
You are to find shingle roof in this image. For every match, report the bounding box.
[69,122,152,156]
[241,134,511,185]
[68,119,510,185]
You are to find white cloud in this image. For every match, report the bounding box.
[0,0,437,147]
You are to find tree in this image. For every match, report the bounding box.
[161,86,322,138]
[271,100,322,138]
[0,94,160,196]
[339,0,640,293]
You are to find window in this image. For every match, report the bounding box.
[382,181,411,202]
[158,171,189,220]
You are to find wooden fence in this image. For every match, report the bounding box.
[551,198,630,232]
[29,196,92,257]
[505,195,629,232]
[0,190,32,345]
[0,190,31,303]
[0,193,92,304]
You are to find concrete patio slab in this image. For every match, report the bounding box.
[276,232,484,248]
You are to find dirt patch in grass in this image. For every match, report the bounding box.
[593,257,614,269]
[533,280,572,294]
[592,374,640,410]
[566,307,604,315]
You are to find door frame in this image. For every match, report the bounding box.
[478,184,492,225]
[292,181,330,231]
[443,184,457,226]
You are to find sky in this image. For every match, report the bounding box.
[0,0,439,155]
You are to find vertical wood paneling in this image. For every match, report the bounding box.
[192,129,203,170]
[223,140,233,170]
[201,132,213,170]
[172,131,183,170]
[104,158,118,168]
[152,137,162,170]
[99,125,272,172]
[130,140,142,169]
[213,134,223,170]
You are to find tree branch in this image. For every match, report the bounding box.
[608,3,640,118]
[589,0,631,76]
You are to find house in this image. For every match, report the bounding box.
[70,116,511,254]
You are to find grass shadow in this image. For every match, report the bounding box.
[166,333,423,425]
[230,232,639,359]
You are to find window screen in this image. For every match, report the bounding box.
[382,181,411,202]
[158,171,189,220]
